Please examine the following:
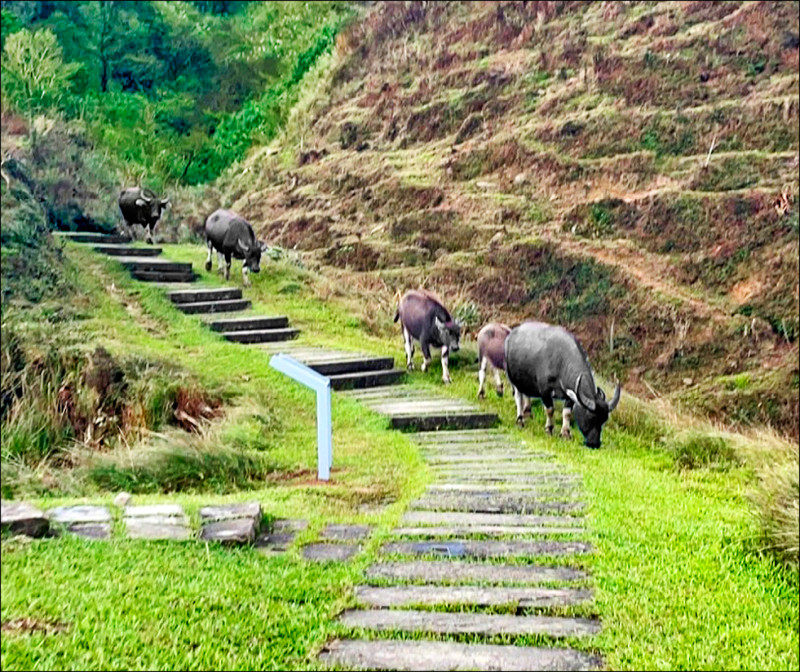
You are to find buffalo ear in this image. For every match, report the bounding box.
[135,198,146,207]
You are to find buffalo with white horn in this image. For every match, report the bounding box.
[118,187,170,244]
[505,320,621,449]
[203,209,267,287]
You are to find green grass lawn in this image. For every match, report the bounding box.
[1,242,797,670]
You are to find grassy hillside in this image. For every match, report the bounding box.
[221,0,799,440]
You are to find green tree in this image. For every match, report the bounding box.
[1,28,81,113]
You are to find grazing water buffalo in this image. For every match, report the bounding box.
[505,321,621,449]
[204,209,266,287]
[394,289,461,384]
[118,187,170,244]
[476,322,511,398]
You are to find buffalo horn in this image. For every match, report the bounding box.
[609,381,622,412]
[575,374,597,412]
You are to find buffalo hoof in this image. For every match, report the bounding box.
[205,261,212,272]
[406,363,414,371]
[478,389,485,400]
[545,426,554,436]
[442,377,451,385]
[560,429,572,440]
[516,416,525,428]
[495,388,504,398]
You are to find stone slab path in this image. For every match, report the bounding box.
[321,428,602,671]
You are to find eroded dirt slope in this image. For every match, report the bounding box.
[221,1,800,438]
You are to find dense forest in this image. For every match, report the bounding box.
[1,0,352,187]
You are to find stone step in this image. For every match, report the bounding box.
[381,539,592,559]
[169,287,243,304]
[46,505,112,539]
[319,639,602,671]
[413,430,509,442]
[369,399,477,413]
[115,257,193,273]
[93,244,162,256]
[419,442,532,452]
[329,368,406,390]
[426,484,578,495]
[426,453,551,463]
[209,316,289,332]
[391,411,500,432]
[132,271,196,283]
[309,356,395,376]
[401,511,585,528]
[365,560,588,584]
[123,503,192,540]
[53,231,131,244]
[221,328,299,344]
[410,496,583,515]
[338,609,602,637]
[355,584,592,609]
[433,473,578,484]
[391,525,586,537]
[1,501,49,538]
[175,299,251,314]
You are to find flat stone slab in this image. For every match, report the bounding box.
[125,519,192,540]
[411,495,584,514]
[402,511,585,527]
[365,560,588,584]
[339,609,601,637]
[319,639,602,671]
[381,539,592,559]
[255,519,308,553]
[302,543,360,562]
[47,505,111,524]
[426,453,549,463]
[124,504,185,518]
[0,501,49,538]
[435,473,579,484]
[320,524,372,541]
[199,501,261,523]
[68,523,111,539]
[200,518,257,545]
[391,525,586,537]
[355,585,592,608]
[426,484,577,494]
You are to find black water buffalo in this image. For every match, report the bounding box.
[204,209,266,287]
[118,187,170,244]
[476,322,511,398]
[394,289,461,384]
[505,321,621,448]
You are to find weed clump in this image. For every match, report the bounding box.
[669,431,740,471]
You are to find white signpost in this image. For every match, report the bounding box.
[269,354,332,481]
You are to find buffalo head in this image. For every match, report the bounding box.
[435,316,462,352]
[565,374,621,449]
[134,191,170,225]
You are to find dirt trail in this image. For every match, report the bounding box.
[547,233,733,322]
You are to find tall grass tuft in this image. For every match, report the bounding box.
[749,441,799,567]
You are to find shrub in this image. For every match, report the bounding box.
[669,430,740,471]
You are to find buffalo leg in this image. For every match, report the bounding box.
[420,338,432,373]
[224,253,231,281]
[403,327,415,370]
[441,346,451,384]
[523,395,532,416]
[477,356,488,398]
[205,241,213,271]
[216,252,225,273]
[513,386,525,427]
[544,407,555,435]
[561,406,573,440]
[242,264,251,287]
[493,367,504,397]
[146,225,154,245]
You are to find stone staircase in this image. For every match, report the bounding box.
[319,428,602,671]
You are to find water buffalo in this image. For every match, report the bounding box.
[505,321,621,448]
[118,187,170,244]
[204,209,266,287]
[394,289,461,384]
[476,322,511,398]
